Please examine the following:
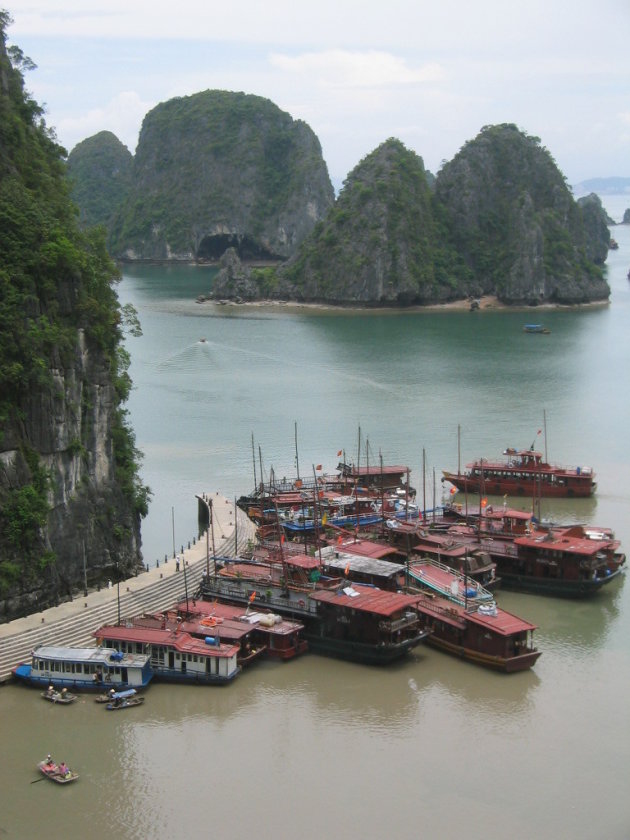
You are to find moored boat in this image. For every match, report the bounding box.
[429,521,625,597]
[413,592,541,672]
[442,447,596,498]
[12,645,153,692]
[318,546,540,671]
[94,624,241,685]
[198,555,430,665]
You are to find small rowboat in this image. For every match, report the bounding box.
[37,760,79,784]
[106,688,145,710]
[41,690,77,704]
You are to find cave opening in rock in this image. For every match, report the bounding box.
[196,234,277,262]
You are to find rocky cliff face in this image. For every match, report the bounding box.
[275,138,449,304]
[0,21,146,621]
[434,124,610,304]
[107,90,335,261]
[0,329,142,619]
[213,126,610,307]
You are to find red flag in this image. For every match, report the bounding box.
[450,486,457,496]
[481,498,488,508]
[249,591,256,603]
[316,464,322,470]
[344,563,350,576]
[280,534,285,544]
[337,536,343,544]
[337,450,342,457]
[537,429,542,435]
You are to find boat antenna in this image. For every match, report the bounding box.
[234,496,238,557]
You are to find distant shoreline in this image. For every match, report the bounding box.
[205,294,610,314]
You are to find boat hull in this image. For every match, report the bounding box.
[497,567,624,598]
[443,471,594,499]
[303,629,430,666]
[37,761,79,784]
[425,635,541,672]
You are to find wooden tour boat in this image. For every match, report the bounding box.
[94,624,241,685]
[37,758,79,784]
[319,546,540,672]
[442,447,596,498]
[12,645,153,692]
[199,554,430,665]
[430,521,625,597]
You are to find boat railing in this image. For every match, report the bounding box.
[380,611,419,633]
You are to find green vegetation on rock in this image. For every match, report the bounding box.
[0,12,149,613]
[105,90,334,261]
[67,130,133,230]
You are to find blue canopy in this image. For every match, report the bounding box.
[110,688,137,699]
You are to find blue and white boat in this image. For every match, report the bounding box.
[12,645,153,691]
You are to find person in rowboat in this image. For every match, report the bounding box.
[59,762,69,777]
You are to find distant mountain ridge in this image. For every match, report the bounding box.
[212,125,611,307]
[68,98,613,307]
[69,91,335,263]
[573,177,630,196]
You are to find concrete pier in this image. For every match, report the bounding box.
[0,493,256,683]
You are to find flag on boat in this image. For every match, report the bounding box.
[249,591,256,603]
[337,450,342,456]
[481,497,488,508]
[315,464,322,470]
[449,486,457,495]
[344,563,350,576]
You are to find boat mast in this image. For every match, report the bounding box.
[543,408,548,463]
[355,425,361,531]
[294,421,300,480]
[422,448,426,524]
[458,424,461,477]
[251,433,257,493]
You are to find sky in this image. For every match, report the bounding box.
[4,0,630,190]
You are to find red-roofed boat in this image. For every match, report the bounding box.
[321,547,540,671]
[94,624,241,684]
[443,448,596,498]
[199,555,430,665]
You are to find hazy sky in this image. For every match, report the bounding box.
[5,1,630,188]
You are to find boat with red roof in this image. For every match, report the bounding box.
[198,553,430,665]
[94,624,241,685]
[431,520,625,597]
[176,598,308,661]
[319,546,540,672]
[442,447,596,498]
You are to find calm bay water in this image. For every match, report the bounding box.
[1,198,629,839]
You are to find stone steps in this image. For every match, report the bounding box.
[0,500,255,683]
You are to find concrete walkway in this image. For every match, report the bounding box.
[0,493,256,683]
